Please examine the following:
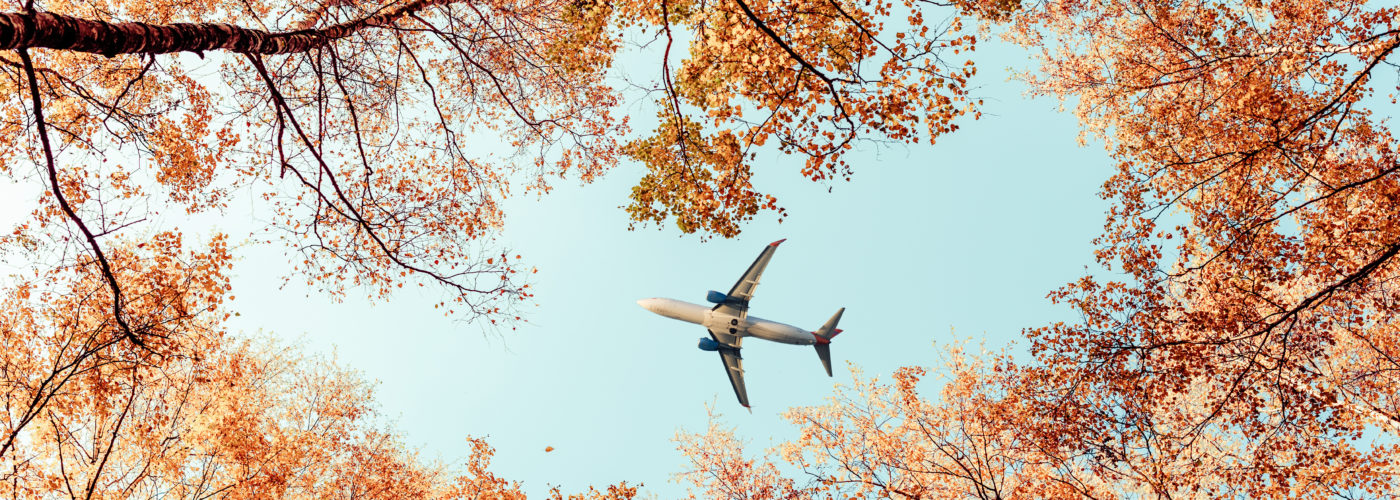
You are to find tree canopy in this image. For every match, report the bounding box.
[8,0,1400,496]
[0,0,1003,496]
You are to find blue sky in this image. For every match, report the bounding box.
[217,37,1115,496]
[0,31,1117,498]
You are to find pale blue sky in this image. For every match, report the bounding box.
[0,31,1116,498]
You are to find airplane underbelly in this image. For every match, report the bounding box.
[703,311,747,338]
[746,319,812,345]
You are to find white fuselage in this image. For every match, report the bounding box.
[637,297,816,346]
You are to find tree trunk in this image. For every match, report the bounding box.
[0,2,439,56]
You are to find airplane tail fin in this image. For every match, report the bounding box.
[813,307,845,377]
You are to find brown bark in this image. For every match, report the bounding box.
[0,1,440,55]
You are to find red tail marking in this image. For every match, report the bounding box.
[769,238,787,247]
[813,328,843,344]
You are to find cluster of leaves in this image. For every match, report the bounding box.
[0,273,637,497]
[0,226,638,497]
[619,0,1013,236]
[1009,0,1400,493]
[679,339,1395,498]
[678,343,1106,499]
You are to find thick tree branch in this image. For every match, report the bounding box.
[0,1,443,55]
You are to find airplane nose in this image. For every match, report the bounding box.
[637,298,660,313]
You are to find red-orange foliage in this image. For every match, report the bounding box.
[1006,0,1400,494]
[0,268,637,497]
[678,344,1106,499]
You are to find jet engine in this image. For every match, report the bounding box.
[697,337,721,351]
[706,290,729,304]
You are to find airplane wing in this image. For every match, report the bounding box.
[713,239,786,318]
[708,328,749,407]
[717,347,749,408]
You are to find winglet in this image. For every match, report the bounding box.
[769,238,787,247]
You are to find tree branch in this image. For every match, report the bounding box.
[18,47,146,350]
[0,1,444,55]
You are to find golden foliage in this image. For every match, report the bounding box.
[619,0,997,236]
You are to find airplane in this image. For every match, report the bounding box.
[637,239,845,409]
